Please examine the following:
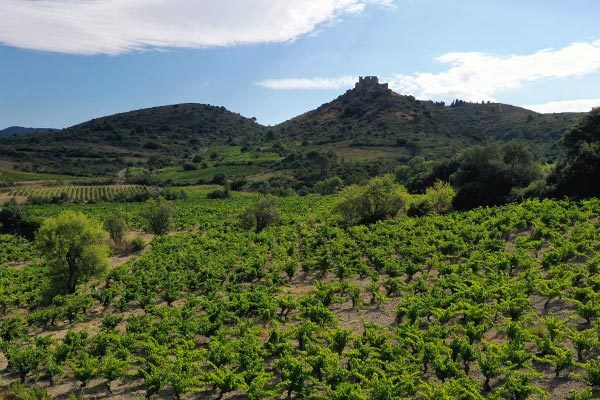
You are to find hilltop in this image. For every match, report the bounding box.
[0,78,585,180]
[275,76,582,161]
[0,104,266,176]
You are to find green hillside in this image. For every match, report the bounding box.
[0,104,266,177]
[0,79,585,185]
[275,79,581,161]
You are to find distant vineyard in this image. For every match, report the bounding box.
[7,185,149,203]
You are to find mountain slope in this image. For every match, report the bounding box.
[275,77,581,160]
[0,80,586,179]
[0,103,266,176]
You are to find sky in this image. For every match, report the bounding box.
[1,0,600,129]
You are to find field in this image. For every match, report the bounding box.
[1,185,149,204]
[153,165,266,184]
[0,187,599,399]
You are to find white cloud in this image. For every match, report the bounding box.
[260,41,600,109]
[389,40,600,103]
[0,0,392,55]
[257,76,358,90]
[522,98,600,114]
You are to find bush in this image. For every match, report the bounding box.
[207,188,230,199]
[239,196,280,233]
[103,210,128,245]
[131,236,146,252]
[314,176,343,195]
[182,162,197,171]
[423,180,454,213]
[211,174,227,185]
[144,199,171,235]
[406,199,433,217]
[335,174,408,225]
[0,198,25,233]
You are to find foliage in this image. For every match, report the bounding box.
[451,143,540,210]
[103,210,129,245]
[36,211,109,294]
[335,174,408,224]
[239,196,280,233]
[551,107,600,198]
[314,176,344,195]
[143,198,171,235]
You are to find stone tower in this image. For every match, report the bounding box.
[355,76,389,91]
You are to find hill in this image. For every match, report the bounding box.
[275,76,582,161]
[0,104,266,176]
[0,126,56,138]
[0,79,585,181]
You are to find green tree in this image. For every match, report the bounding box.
[239,196,280,233]
[451,143,539,210]
[551,107,600,197]
[36,211,109,294]
[144,198,171,235]
[335,174,408,225]
[314,176,344,195]
[103,210,129,245]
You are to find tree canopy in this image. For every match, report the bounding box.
[451,143,540,210]
[551,107,600,198]
[36,211,109,295]
[335,174,408,224]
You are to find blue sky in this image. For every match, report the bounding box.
[1,0,600,129]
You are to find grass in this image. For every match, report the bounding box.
[153,165,266,183]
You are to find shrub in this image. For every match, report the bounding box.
[207,188,230,199]
[239,196,280,233]
[144,199,171,235]
[103,210,128,245]
[314,176,343,195]
[131,236,146,252]
[424,180,455,213]
[182,162,197,171]
[211,173,227,185]
[335,174,408,225]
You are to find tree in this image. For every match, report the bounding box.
[551,107,600,197]
[239,196,280,233]
[0,199,39,239]
[314,176,343,195]
[451,143,539,210]
[103,210,128,245]
[335,174,408,225]
[0,198,25,233]
[36,211,109,295]
[144,199,171,235]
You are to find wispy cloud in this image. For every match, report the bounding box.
[390,40,600,102]
[522,98,600,114]
[0,0,393,55]
[257,76,358,90]
[260,40,600,108]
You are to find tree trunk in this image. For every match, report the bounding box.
[67,255,77,294]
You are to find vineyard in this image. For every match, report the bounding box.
[0,193,599,399]
[3,185,149,203]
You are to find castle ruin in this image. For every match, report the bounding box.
[355,76,389,91]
